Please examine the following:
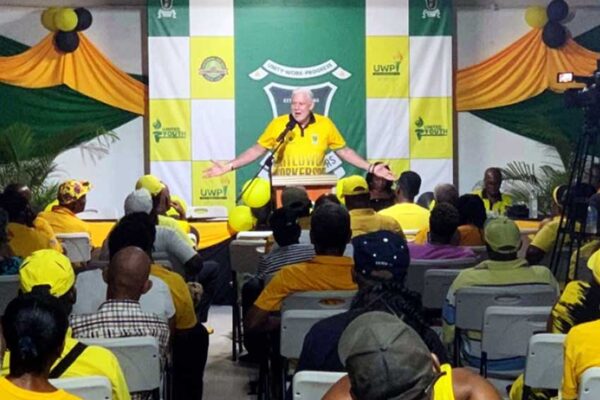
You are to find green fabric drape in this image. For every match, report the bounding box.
[470,25,600,163]
[0,35,143,162]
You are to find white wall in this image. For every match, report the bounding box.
[456,6,600,192]
[0,7,145,215]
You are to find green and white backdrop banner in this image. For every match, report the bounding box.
[147,0,454,209]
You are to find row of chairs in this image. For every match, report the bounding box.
[290,334,600,400]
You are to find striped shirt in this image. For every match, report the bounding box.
[256,243,315,279]
[71,300,170,400]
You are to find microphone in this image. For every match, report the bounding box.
[276,115,297,143]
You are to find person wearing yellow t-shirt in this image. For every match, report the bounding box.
[2,249,130,400]
[202,88,394,180]
[0,293,82,400]
[38,180,91,236]
[0,191,61,257]
[473,167,513,216]
[323,312,501,400]
[379,171,430,237]
[337,175,404,239]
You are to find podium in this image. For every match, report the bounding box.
[272,174,338,206]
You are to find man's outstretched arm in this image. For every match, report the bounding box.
[335,147,395,181]
[203,144,267,178]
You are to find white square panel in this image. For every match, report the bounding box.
[148,37,190,99]
[366,0,409,36]
[366,98,409,159]
[150,161,192,207]
[410,36,452,97]
[191,99,236,161]
[409,158,453,194]
[190,0,234,36]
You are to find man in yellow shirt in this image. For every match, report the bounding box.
[245,202,357,333]
[473,167,513,215]
[1,249,130,400]
[38,180,91,235]
[203,88,394,180]
[337,175,404,238]
[379,170,430,235]
[561,319,600,399]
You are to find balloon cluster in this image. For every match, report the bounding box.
[41,7,93,53]
[228,178,271,232]
[525,1,572,49]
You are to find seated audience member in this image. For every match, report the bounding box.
[409,203,475,260]
[166,192,188,220]
[0,209,20,275]
[38,180,92,235]
[281,186,312,229]
[379,170,430,235]
[526,184,569,265]
[256,208,315,280]
[456,194,486,246]
[107,214,208,400]
[135,175,194,246]
[161,184,200,243]
[71,247,170,399]
[474,167,513,215]
[338,175,404,238]
[366,161,395,212]
[297,231,447,373]
[1,249,130,400]
[323,312,501,400]
[0,293,81,400]
[417,191,435,210]
[3,184,62,251]
[0,191,61,257]
[561,317,600,400]
[442,217,559,371]
[245,202,357,334]
[314,193,341,209]
[414,183,459,244]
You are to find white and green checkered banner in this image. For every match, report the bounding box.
[147,0,454,209]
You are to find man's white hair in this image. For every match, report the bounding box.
[291,87,314,102]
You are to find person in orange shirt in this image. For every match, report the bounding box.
[456,194,487,246]
[38,180,91,236]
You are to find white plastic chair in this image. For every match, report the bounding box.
[236,231,272,240]
[78,336,161,394]
[422,269,462,310]
[56,233,92,263]
[453,284,558,366]
[406,257,478,295]
[0,275,20,315]
[51,376,112,400]
[521,333,566,399]
[579,367,600,400]
[292,370,346,400]
[189,206,228,220]
[229,239,265,360]
[480,306,551,378]
[281,291,356,312]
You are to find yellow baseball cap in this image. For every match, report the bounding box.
[587,249,600,284]
[19,249,75,297]
[58,180,91,205]
[484,217,522,254]
[336,175,369,202]
[135,175,165,196]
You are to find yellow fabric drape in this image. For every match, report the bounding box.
[0,33,146,115]
[457,29,600,111]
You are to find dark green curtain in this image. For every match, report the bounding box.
[0,35,145,161]
[470,25,600,164]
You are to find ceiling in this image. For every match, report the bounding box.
[2,0,599,8]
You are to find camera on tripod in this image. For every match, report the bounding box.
[558,59,600,108]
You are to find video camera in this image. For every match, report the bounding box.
[558,60,600,108]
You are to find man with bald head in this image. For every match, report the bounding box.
[203,88,394,180]
[474,167,513,215]
[71,246,170,373]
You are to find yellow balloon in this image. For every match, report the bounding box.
[228,206,256,232]
[525,6,548,28]
[54,8,78,32]
[41,7,59,32]
[241,178,271,208]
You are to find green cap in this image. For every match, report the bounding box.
[338,311,437,400]
[484,216,521,254]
